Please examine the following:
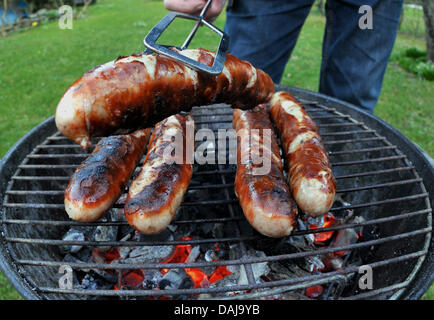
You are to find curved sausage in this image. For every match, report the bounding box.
[55,48,274,148]
[269,91,336,217]
[65,128,151,222]
[233,105,298,238]
[124,114,194,235]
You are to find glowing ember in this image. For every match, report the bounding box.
[100,236,232,293]
[309,213,337,244]
[161,236,231,288]
[209,266,232,283]
[120,269,145,288]
[92,248,120,264]
[305,285,323,299]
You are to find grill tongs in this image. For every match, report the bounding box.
[143,0,229,75]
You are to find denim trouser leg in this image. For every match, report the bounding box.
[225,0,315,83]
[319,0,404,113]
[225,0,404,113]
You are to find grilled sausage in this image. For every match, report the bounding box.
[269,91,336,217]
[55,48,274,149]
[233,105,298,238]
[65,128,151,222]
[124,114,194,234]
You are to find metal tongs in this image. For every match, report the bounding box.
[144,0,229,75]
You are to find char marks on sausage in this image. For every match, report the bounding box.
[233,104,298,238]
[64,128,151,222]
[124,114,194,235]
[55,48,274,148]
[269,91,336,217]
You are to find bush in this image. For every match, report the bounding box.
[394,47,434,81]
[404,47,426,59]
[415,62,434,81]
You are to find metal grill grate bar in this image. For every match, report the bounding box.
[1,97,431,300]
[28,250,429,297]
[4,193,428,210]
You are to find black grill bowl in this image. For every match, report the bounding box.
[0,85,432,300]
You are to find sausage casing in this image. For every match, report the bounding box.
[64,128,151,222]
[233,105,298,238]
[124,114,194,234]
[55,48,274,148]
[269,91,336,217]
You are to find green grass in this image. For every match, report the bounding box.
[0,0,432,300]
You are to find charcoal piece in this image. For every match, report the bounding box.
[122,244,174,264]
[143,269,163,289]
[158,269,194,290]
[76,271,114,290]
[187,246,201,262]
[60,228,85,254]
[73,247,94,264]
[93,224,118,252]
[238,250,270,285]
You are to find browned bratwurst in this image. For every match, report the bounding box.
[269,92,336,217]
[65,128,151,222]
[124,114,194,234]
[233,105,298,238]
[55,48,274,149]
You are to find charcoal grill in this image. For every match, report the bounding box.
[0,85,432,300]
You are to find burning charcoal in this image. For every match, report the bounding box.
[208,265,240,293]
[238,250,270,286]
[306,255,326,272]
[143,269,163,289]
[60,228,85,254]
[307,214,337,245]
[305,285,324,299]
[158,269,194,290]
[276,259,313,279]
[92,210,119,252]
[322,255,344,271]
[332,195,355,222]
[186,246,201,263]
[123,244,174,264]
[118,234,133,260]
[267,261,310,281]
[332,228,359,255]
[76,271,114,291]
[297,218,315,246]
[93,269,118,284]
[350,215,365,236]
[118,246,132,260]
[94,224,118,253]
[118,269,145,289]
[121,229,175,263]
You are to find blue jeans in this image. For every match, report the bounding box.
[224,0,404,113]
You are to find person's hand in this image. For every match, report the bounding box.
[163,0,226,21]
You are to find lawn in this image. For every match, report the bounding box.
[0,0,432,300]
